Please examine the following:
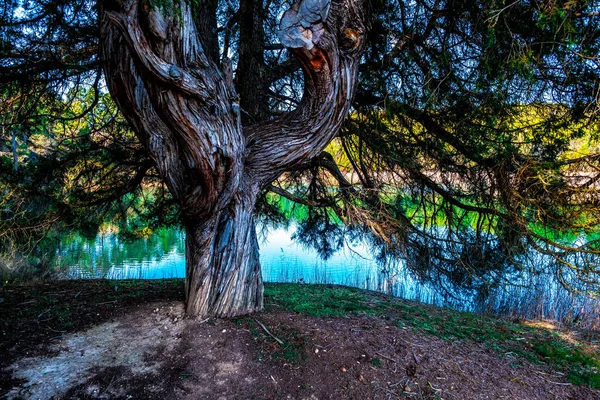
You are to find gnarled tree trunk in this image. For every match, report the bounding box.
[99,0,369,318]
[184,186,263,317]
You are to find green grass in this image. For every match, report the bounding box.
[391,301,600,387]
[371,357,382,367]
[264,283,373,317]
[533,340,600,387]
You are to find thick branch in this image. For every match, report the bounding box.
[100,24,186,199]
[244,0,369,186]
[104,8,213,100]
[236,0,269,123]
[193,0,220,63]
[101,0,245,220]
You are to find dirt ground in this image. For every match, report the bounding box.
[1,280,598,399]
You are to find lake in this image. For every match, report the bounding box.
[55,224,600,328]
[58,224,440,302]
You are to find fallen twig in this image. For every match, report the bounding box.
[390,379,409,388]
[253,318,284,345]
[46,326,66,333]
[412,351,421,364]
[37,309,51,321]
[376,352,398,363]
[397,336,426,348]
[533,371,572,386]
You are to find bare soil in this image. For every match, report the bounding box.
[1,280,598,399]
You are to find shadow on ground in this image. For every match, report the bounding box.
[1,280,598,399]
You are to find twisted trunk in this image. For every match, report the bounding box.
[100,0,369,318]
[185,186,263,317]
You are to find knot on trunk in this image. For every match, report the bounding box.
[279,0,330,50]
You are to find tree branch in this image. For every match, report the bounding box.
[101,0,245,220]
[104,6,213,101]
[288,151,353,189]
[268,184,328,208]
[244,0,370,187]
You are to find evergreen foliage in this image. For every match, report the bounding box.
[1,0,600,296]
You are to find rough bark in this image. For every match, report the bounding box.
[236,0,268,123]
[192,0,220,64]
[185,185,263,317]
[99,0,369,318]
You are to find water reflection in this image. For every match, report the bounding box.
[57,228,185,279]
[61,225,399,287]
[58,224,600,329]
[61,225,442,301]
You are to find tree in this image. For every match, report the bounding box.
[2,0,600,317]
[332,0,600,298]
[98,0,370,317]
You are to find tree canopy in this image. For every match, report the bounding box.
[1,0,600,300]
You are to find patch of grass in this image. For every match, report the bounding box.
[532,340,600,387]
[394,303,521,342]
[265,283,600,389]
[389,300,600,388]
[241,317,307,365]
[264,283,373,317]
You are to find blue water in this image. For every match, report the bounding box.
[60,225,447,302]
[64,226,385,282]
[56,225,600,327]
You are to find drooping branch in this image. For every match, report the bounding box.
[287,151,354,189]
[244,0,369,186]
